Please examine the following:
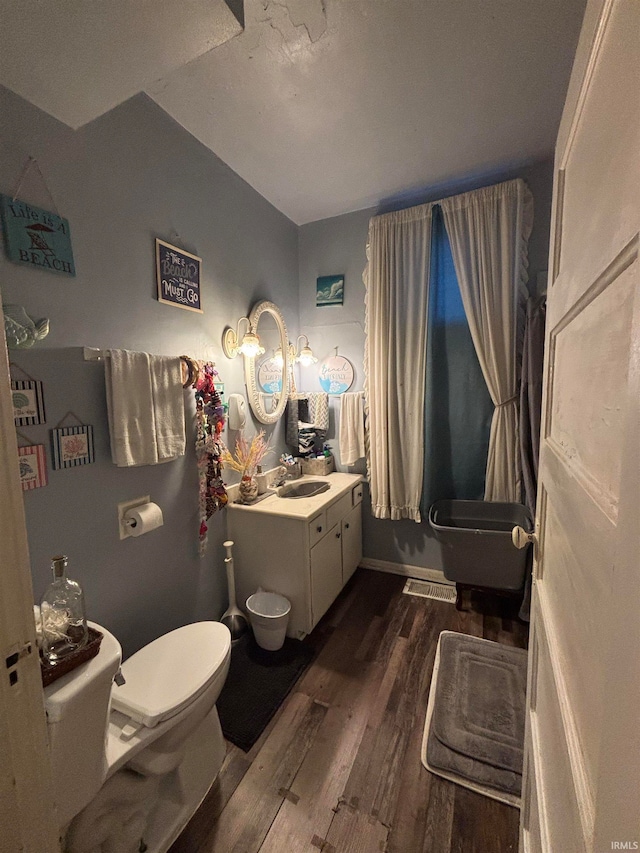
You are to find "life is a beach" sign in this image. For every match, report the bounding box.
[0,195,75,276]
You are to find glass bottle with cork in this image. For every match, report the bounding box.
[40,554,88,665]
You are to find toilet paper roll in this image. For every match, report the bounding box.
[125,502,163,537]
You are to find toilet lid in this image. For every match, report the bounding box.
[111,621,230,728]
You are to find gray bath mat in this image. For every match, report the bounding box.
[421,631,527,807]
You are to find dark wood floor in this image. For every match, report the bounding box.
[170,569,528,853]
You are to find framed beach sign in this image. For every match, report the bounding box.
[316,275,344,307]
[156,239,202,313]
[12,380,46,425]
[0,195,75,277]
[51,425,95,470]
[18,444,48,490]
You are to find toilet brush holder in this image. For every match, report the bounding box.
[221,540,249,640]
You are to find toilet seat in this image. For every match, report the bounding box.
[111,622,230,728]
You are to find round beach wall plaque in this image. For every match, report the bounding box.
[318,355,354,395]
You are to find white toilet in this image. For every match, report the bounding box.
[44,620,231,853]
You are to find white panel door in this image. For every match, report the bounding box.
[0,299,59,851]
[520,1,640,851]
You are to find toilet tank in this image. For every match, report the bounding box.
[44,622,122,828]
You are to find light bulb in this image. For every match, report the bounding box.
[297,345,317,367]
[237,331,265,358]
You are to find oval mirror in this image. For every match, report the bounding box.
[244,301,290,424]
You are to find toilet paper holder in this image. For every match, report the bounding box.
[118,496,164,539]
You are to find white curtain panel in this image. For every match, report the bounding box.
[363,203,433,521]
[441,179,533,502]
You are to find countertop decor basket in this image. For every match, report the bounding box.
[40,626,103,687]
[300,455,334,476]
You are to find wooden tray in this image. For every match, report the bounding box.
[40,626,103,688]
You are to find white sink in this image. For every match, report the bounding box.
[277,480,330,499]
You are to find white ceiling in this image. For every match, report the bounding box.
[1,0,586,225]
[0,0,243,128]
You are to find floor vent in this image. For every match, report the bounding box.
[403,579,456,604]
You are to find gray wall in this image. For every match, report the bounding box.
[0,86,298,658]
[298,160,553,571]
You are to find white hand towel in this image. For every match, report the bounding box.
[149,354,185,461]
[339,391,365,465]
[105,350,185,466]
[106,350,158,467]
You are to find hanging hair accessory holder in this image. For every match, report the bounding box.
[194,362,227,555]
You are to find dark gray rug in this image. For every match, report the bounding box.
[217,633,314,752]
[423,631,527,802]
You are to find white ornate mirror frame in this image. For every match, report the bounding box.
[244,300,290,424]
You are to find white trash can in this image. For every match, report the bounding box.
[246,591,291,651]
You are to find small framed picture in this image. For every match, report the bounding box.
[156,239,203,313]
[51,425,95,470]
[316,275,344,306]
[18,444,48,490]
[12,380,46,425]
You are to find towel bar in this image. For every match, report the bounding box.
[83,348,200,388]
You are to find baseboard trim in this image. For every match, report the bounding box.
[359,557,453,586]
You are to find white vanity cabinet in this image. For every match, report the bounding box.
[226,474,363,639]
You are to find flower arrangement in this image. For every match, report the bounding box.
[222,430,271,480]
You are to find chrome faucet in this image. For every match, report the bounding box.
[272,464,302,486]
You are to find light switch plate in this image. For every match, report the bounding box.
[117,495,150,540]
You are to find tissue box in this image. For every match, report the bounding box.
[300,455,335,475]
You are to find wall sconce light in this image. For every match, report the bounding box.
[273,335,317,368]
[293,335,318,367]
[222,317,266,359]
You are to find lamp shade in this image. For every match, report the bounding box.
[238,330,265,358]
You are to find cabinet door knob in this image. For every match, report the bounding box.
[317,525,323,533]
[345,523,350,529]
[336,532,341,539]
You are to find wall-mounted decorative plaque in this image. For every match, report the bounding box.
[156,239,202,313]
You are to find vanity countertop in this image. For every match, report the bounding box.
[226,473,364,522]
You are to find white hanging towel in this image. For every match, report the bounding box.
[339,391,365,465]
[149,354,186,461]
[105,350,185,466]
